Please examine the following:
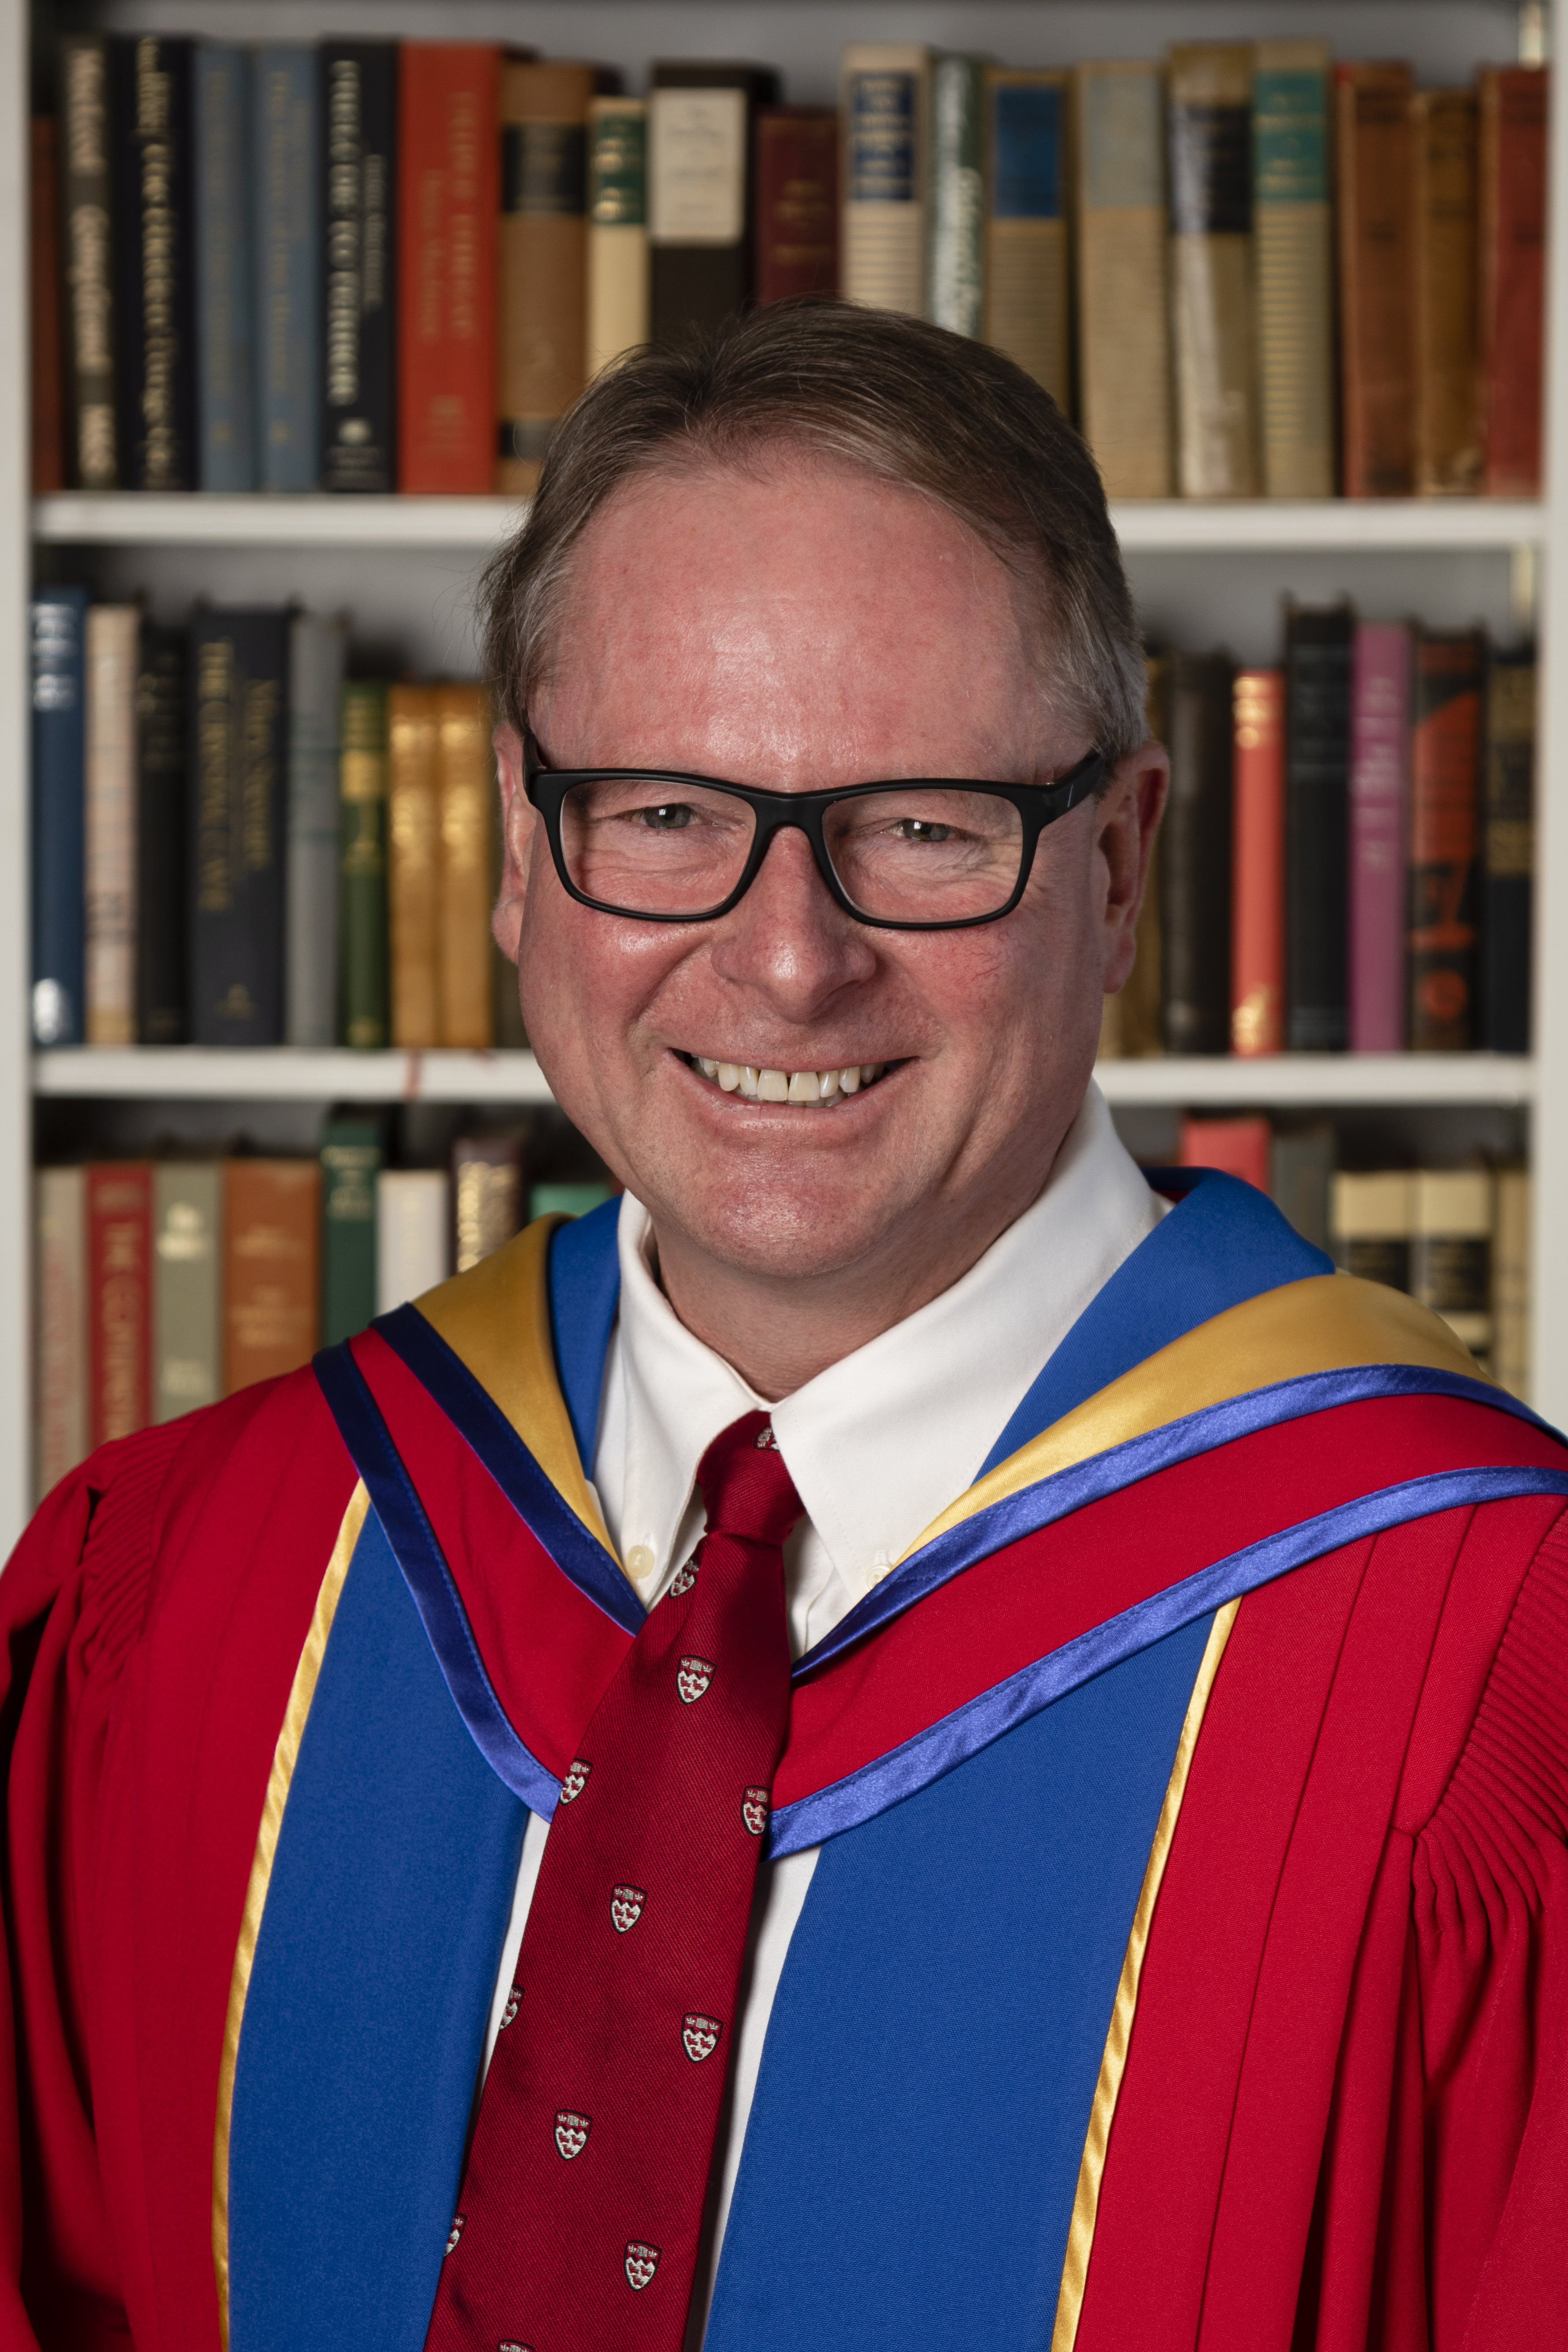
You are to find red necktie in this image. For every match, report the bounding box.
[426,1408,802,2352]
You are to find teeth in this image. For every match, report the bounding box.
[788,1070,821,1104]
[690,1054,886,1104]
[758,1068,790,1102]
[739,1067,760,1097]
[821,1069,841,1099]
[840,1066,860,1094]
[717,1063,742,1091]
[699,1057,718,1078]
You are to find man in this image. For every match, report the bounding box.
[4,306,1566,2352]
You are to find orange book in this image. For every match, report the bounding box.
[1407,629,1484,1051]
[1230,669,1284,1056]
[30,117,64,494]
[1335,62,1416,497]
[86,1162,152,1445]
[223,1159,321,1394]
[437,685,495,1048]
[399,45,501,493]
[1477,66,1547,497]
[1412,90,1481,496]
[496,60,596,495]
[1177,1115,1272,1195]
[388,684,441,1047]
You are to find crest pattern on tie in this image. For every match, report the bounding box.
[423,1408,801,2352]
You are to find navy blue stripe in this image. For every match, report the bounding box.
[314,1343,561,1817]
[370,1303,643,1637]
[545,1199,623,1472]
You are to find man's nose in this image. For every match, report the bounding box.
[707,822,878,1013]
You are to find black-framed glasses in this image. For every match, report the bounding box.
[522,727,1108,930]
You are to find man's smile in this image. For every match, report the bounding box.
[679,1053,895,1105]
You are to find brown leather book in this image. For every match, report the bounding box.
[1335,63,1416,497]
[1407,628,1484,1051]
[1168,45,1258,499]
[1118,654,1166,1057]
[222,1159,320,1395]
[496,60,597,496]
[1161,650,1236,1054]
[437,686,495,1049]
[1412,90,1481,496]
[754,108,838,303]
[30,117,64,493]
[1477,66,1547,497]
[388,684,441,1049]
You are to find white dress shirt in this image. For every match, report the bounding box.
[480,1080,1165,2333]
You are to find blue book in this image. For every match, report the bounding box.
[253,45,321,492]
[30,588,88,1048]
[195,44,257,491]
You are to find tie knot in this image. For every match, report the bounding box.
[694,1411,804,1549]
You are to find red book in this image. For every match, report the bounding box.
[1348,622,1410,1053]
[1229,669,1284,1057]
[30,117,64,494]
[399,45,501,494]
[1477,66,1547,497]
[86,1161,152,1447]
[1177,1115,1272,1195]
[754,108,839,304]
[1407,630,1484,1051]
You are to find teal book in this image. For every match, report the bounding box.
[320,1117,385,1344]
[984,69,1070,409]
[926,56,985,336]
[194,43,257,490]
[253,45,321,491]
[1253,40,1333,497]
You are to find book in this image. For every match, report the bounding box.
[285,611,348,1049]
[1411,1168,1492,1364]
[1331,1170,1411,1292]
[452,1133,525,1273]
[841,44,929,316]
[497,60,596,494]
[193,43,256,492]
[1270,1124,1334,1254]
[152,1161,221,1420]
[1477,66,1548,497]
[1168,44,1258,499]
[437,686,495,1048]
[111,34,197,491]
[927,57,985,339]
[188,606,289,1047]
[1118,653,1166,1056]
[983,69,1070,408]
[1412,90,1481,497]
[376,1169,450,1312]
[1073,63,1171,501]
[1492,1165,1531,1400]
[388,683,441,1048]
[135,622,187,1045]
[530,1182,615,1222]
[586,97,649,374]
[1177,1115,1271,1193]
[224,1159,320,1393]
[87,1161,152,1446]
[30,117,65,493]
[1479,645,1534,1054]
[83,602,140,1047]
[320,42,398,494]
[1160,650,1234,1055]
[34,1166,87,1496]
[649,63,778,342]
[321,1117,385,1346]
[31,585,88,1049]
[1283,602,1354,1053]
[253,45,320,493]
[1229,667,1284,1056]
[1335,62,1416,498]
[1407,628,1484,1052]
[1252,41,1334,498]
[754,108,838,306]
[57,33,119,489]
[1348,623,1411,1054]
[398,45,501,494]
[338,680,390,1049]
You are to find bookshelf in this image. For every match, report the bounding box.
[6,0,1565,1549]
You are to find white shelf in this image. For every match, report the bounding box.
[32,492,1547,554]
[1094,1053,1535,1107]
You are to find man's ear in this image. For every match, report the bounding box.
[1097,740,1168,997]
[492,723,538,964]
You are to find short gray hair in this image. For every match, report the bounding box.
[480,299,1147,765]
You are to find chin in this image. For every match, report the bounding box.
[653,1163,914,1286]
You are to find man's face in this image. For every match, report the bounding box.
[495,458,1163,1312]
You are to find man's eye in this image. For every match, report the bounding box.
[637,803,693,831]
[894,818,952,844]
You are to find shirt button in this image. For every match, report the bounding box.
[627,1543,656,1581]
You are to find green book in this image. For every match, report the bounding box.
[320,1116,385,1344]
[1253,41,1333,497]
[926,55,986,335]
[153,1162,222,1421]
[337,682,389,1049]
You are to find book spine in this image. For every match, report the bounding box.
[1330,1171,1412,1292]
[754,109,838,305]
[31,586,87,1047]
[253,45,320,493]
[436,686,495,1048]
[31,118,65,494]
[1412,90,1481,496]
[841,48,927,317]
[1073,63,1171,499]
[34,1165,87,1497]
[649,74,766,342]
[387,683,441,1047]
[1229,667,1284,1056]
[1168,45,1258,498]
[397,44,500,494]
[1479,646,1534,1053]
[1269,1124,1334,1253]
[223,1160,320,1393]
[927,58,984,337]
[285,611,347,1047]
[338,681,390,1049]
[1492,1165,1531,1400]
[320,1118,384,1345]
[135,622,188,1044]
[111,35,197,490]
[376,1169,451,1312]
[1116,654,1167,1055]
[1176,1114,1272,1193]
[1407,629,1485,1051]
[87,1161,152,1446]
[1252,44,1333,498]
[587,97,649,374]
[194,43,256,491]
[1335,63,1417,497]
[84,603,140,1046]
[188,608,289,1046]
[1284,605,1354,1052]
[152,1160,221,1419]
[1411,1169,1493,1365]
[1347,622,1411,1053]
[1477,67,1548,497]
[452,1135,525,1272]
[321,44,398,493]
[57,34,119,489]
[983,71,1070,408]
[1160,649,1235,1054]
[497,62,595,494]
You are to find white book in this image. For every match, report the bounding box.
[376,1170,451,1314]
[84,604,140,1046]
[841,43,930,317]
[286,610,348,1048]
[34,1166,87,1498]
[587,97,650,378]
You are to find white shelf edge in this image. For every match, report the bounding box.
[1094,1054,1536,1107]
